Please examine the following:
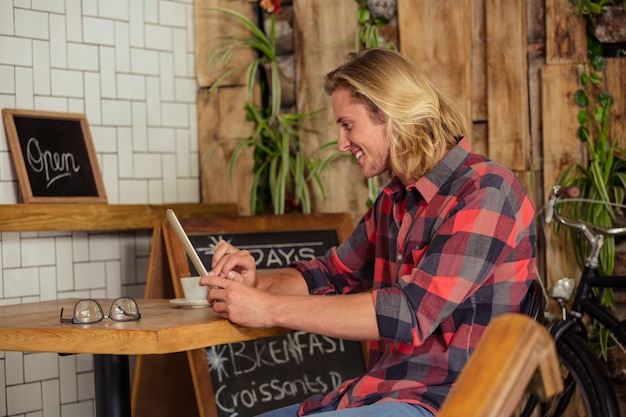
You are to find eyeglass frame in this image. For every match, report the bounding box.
[59,297,142,324]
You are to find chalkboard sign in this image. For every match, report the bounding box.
[162,213,366,417]
[2,108,107,203]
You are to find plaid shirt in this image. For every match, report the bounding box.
[291,137,537,415]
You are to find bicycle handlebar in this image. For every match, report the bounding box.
[547,185,626,237]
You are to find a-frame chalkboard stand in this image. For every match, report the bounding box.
[133,213,360,417]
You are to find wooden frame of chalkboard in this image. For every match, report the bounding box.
[159,213,366,417]
[2,108,107,203]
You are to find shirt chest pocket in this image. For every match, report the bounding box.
[411,243,430,266]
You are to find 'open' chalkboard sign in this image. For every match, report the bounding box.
[2,109,107,203]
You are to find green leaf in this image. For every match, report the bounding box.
[598,91,613,109]
[577,109,588,124]
[574,89,588,107]
[357,7,371,24]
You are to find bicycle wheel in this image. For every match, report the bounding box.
[517,331,620,417]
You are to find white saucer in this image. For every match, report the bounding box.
[169,298,210,308]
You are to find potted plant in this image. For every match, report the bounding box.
[204,0,342,215]
[555,13,626,360]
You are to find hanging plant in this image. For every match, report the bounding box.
[204,1,342,215]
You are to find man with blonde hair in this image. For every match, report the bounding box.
[202,48,537,417]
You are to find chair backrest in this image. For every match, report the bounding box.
[438,313,562,417]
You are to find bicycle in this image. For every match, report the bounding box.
[518,184,625,417]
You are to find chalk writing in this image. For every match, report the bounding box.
[26,137,80,188]
[207,332,364,417]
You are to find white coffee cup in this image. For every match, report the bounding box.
[180,276,209,301]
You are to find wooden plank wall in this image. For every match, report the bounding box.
[195,1,626,284]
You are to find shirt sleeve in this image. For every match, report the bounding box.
[291,207,379,295]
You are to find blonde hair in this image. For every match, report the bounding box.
[324,48,468,180]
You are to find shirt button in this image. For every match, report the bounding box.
[397,254,403,261]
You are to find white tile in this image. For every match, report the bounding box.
[84,71,102,125]
[61,399,94,417]
[174,77,196,103]
[177,177,199,203]
[49,14,68,68]
[162,153,176,202]
[39,265,57,300]
[33,40,51,95]
[76,371,94,401]
[4,267,40,297]
[14,9,49,40]
[0,151,16,180]
[114,21,130,72]
[118,179,148,203]
[101,154,119,203]
[83,16,114,46]
[33,96,68,112]
[42,379,61,417]
[2,232,21,268]
[99,46,116,99]
[146,76,161,124]
[0,359,6,417]
[67,43,99,71]
[131,101,147,152]
[159,1,186,27]
[145,24,172,51]
[159,52,173,101]
[144,0,158,24]
[130,48,159,75]
[0,35,32,66]
[68,98,85,114]
[15,66,34,109]
[51,69,84,98]
[101,99,131,126]
[66,0,82,42]
[5,351,24,385]
[117,126,133,178]
[82,0,98,16]
[116,73,145,100]
[161,102,188,128]
[133,153,161,178]
[0,65,14,94]
[7,382,42,415]
[98,0,128,20]
[147,127,175,152]
[173,28,188,77]
[72,232,89,262]
[176,129,190,177]
[59,354,77,403]
[24,353,59,382]
[21,236,55,267]
[105,259,122,296]
[32,0,65,13]
[90,125,117,153]
[0,1,14,36]
[74,261,106,289]
[75,353,92,373]
[129,0,144,48]
[148,178,163,203]
[88,234,120,261]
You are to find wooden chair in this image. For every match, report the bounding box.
[438,313,563,417]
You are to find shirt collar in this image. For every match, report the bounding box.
[383,137,473,203]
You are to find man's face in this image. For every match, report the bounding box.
[331,87,391,179]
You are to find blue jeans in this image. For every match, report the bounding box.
[255,401,434,417]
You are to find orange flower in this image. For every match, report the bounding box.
[259,0,281,14]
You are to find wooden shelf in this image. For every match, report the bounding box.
[0,203,237,232]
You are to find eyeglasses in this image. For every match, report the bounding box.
[60,297,141,324]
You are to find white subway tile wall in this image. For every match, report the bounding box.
[0,0,198,416]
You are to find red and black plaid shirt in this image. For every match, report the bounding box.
[292,137,537,415]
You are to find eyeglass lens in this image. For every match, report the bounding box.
[69,298,140,324]
[109,297,140,321]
